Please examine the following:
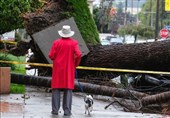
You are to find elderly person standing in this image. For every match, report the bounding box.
[48,25,82,116]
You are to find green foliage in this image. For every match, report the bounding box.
[15,32,22,42]
[118,24,155,40]
[138,25,155,39]
[118,24,133,36]
[0,53,26,93]
[0,54,16,70]
[10,84,25,94]
[0,53,26,73]
[139,0,170,27]
[140,0,151,25]
[0,42,4,49]
[0,0,43,34]
[93,5,100,26]
[8,54,26,74]
[66,0,100,44]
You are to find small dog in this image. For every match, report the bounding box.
[84,94,93,115]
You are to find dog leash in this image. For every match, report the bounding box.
[75,70,84,92]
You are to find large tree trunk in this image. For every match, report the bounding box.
[1,0,167,79]
[5,40,170,73]
[105,91,170,114]
[11,73,147,99]
[21,0,170,74]
[141,91,170,107]
[11,73,170,114]
[5,39,170,79]
[23,0,99,44]
[81,40,170,72]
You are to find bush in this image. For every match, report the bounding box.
[10,84,25,94]
[0,54,16,70]
[0,42,5,49]
[15,32,22,42]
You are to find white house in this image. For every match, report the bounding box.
[1,31,15,41]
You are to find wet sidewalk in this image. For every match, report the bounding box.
[0,86,167,118]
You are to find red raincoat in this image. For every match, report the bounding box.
[48,37,82,89]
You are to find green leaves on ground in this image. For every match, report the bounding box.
[10,84,25,94]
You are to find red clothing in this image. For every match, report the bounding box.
[48,37,82,89]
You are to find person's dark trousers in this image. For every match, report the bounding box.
[52,89,72,115]
[52,89,60,114]
[63,89,72,115]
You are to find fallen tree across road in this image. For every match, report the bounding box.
[11,73,147,99]
[11,73,170,115]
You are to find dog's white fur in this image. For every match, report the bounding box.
[84,95,93,115]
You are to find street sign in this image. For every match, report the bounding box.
[165,0,170,11]
[159,28,169,38]
[165,25,170,31]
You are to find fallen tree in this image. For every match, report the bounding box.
[2,0,170,115]
[2,0,170,77]
[21,0,170,76]
[11,73,147,99]
[11,73,170,115]
[81,41,170,71]
[7,39,170,79]
[105,91,170,115]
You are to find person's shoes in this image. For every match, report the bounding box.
[64,113,72,116]
[51,111,58,115]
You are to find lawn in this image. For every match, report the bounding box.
[0,53,26,93]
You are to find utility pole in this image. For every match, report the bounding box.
[155,0,160,40]
[137,0,140,24]
[131,0,133,22]
[149,0,152,27]
[161,0,164,28]
[124,0,127,25]
[123,0,128,42]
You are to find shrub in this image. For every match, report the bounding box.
[0,54,16,70]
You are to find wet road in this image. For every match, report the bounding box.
[0,86,166,118]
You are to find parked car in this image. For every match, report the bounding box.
[101,40,111,45]
[110,37,124,45]
[105,36,117,41]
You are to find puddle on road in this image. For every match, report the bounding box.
[0,102,23,113]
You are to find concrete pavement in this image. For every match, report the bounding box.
[0,86,167,118]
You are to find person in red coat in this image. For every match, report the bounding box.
[48,25,82,116]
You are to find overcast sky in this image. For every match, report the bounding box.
[93,0,146,8]
[93,0,100,5]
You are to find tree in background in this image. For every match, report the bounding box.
[139,0,170,28]
[93,0,120,33]
[116,1,125,25]
[93,0,136,34]
[118,24,154,43]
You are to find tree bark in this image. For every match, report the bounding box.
[4,40,170,73]
[23,0,68,35]
[11,73,147,99]
[104,90,170,114]
[11,73,170,114]
[2,0,168,78]
[21,0,170,74]
[82,41,170,72]
[141,91,170,107]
